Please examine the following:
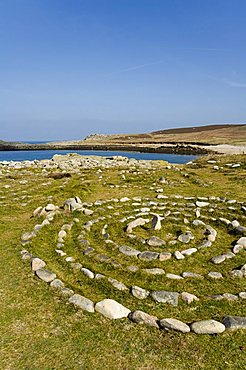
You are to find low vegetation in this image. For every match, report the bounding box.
[0,153,245,369]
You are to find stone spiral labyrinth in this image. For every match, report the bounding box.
[21,191,246,334]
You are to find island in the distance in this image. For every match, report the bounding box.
[1,123,246,155]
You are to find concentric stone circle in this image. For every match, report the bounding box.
[20,192,246,334]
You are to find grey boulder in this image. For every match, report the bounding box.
[69,294,95,312]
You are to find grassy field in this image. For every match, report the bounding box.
[0,153,245,369]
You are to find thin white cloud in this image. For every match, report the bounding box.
[224,80,246,88]
[152,46,226,52]
[106,60,163,76]
[207,75,246,89]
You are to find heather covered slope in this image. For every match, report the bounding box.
[83,124,246,145]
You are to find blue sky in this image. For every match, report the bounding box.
[0,0,246,140]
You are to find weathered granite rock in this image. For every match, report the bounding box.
[45,203,57,211]
[64,197,82,212]
[151,214,163,230]
[231,220,240,228]
[223,316,246,330]
[58,230,67,239]
[233,244,244,254]
[237,237,246,247]
[22,252,33,260]
[207,294,224,301]
[223,251,235,259]
[178,232,194,244]
[193,219,205,226]
[31,257,46,271]
[83,208,94,216]
[70,262,82,270]
[159,318,190,333]
[50,279,65,289]
[206,225,217,242]
[166,273,183,280]
[36,269,56,283]
[191,320,225,334]
[82,247,95,255]
[143,268,165,275]
[131,286,150,299]
[65,256,75,262]
[198,240,212,249]
[196,201,209,207]
[108,278,128,291]
[181,248,197,256]
[119,245,140,257]
[208,271,223,279]
[127,265,139,272]
[81,268,94,279]
[21,232,35,242]
[60,287,74,297]
[151,291,179,306]
[182,272,204,279]
[174,251,185,260]
[159,252,172,261]
[230,270,244,278]
[146,236,165,247]
[126,218,148,233]
[120,197,130,202]
[128,310,158,328]
[222,293,238,301]
[181,292,199,304]
[95,299,131,319]
[235,226,246,235]
[69,294,95,312]
[138,251,159,260]
[211,255,226,264]
[33,206,43,217]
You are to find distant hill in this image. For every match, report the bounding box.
[82,124,246,145]
[1,124,246,155]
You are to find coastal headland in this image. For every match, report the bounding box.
[1,124,246,155]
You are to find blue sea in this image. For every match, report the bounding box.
[0,149,198,164]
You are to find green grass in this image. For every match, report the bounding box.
[0,154,245,369]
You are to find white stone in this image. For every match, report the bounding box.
[95,299,131,319]
[131,286,150,299]
[55,249,66,257]
[159,318,190,333]
[151,214,163,230]
[120,197,130,202]
[196,201,209,207]
[237,237,246,247]
[33,206,43,217]
[191,320,225,334]
[126,218,149,233]
[58,230,67,239]
[81,268,94,279]
[166,273,183,280]
[208,271,223,279]
[174,251,185,260]
[231,220,240,228]
[31,257,46,271]
[45,203,57,211]
[181,248,197,256]
[69,294,95,312]
[181,292,199,304]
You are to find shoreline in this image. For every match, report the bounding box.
[0,143,213,155]
[0,141,245,156]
